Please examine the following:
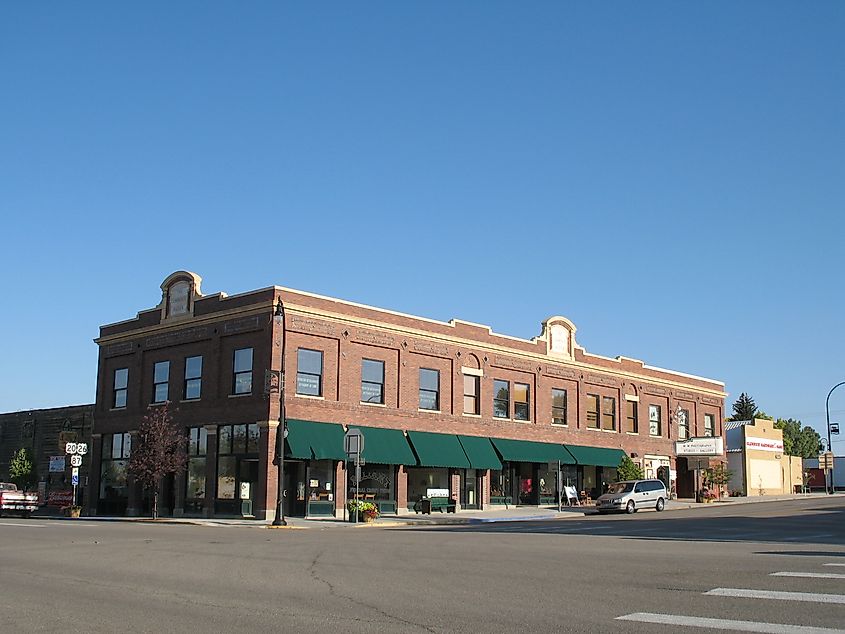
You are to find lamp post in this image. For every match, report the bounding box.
[273,298,288,526]
[825,381,845,495]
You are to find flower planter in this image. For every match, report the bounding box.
[64,507,82,518]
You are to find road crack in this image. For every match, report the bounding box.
[307,550,437,633]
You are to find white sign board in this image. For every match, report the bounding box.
[70,455,82,467]
[745,436,784,453]
[675,436,724,456]
[71,467,79,486]
[426,488,449,498]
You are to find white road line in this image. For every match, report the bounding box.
[0,522,45,528]
[824,563,845,567]
[771,572,845,580]
[706,587,845,604]
[616,612,845,633]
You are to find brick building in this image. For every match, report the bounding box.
[89,271,726,518]
[0,404,94,508]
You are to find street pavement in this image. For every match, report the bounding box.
[2,495,844,632]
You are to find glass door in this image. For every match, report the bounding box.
[462,469,478,509]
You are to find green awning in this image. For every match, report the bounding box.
[284,419,346,460]
[457,435,502,470]
[351,426,417,465]
[564,444,626,468]
[490,437,574,464]
[306,421,347,461]
[285,419,316,459]
[407,431,470,468]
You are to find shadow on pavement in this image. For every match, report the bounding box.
[401,503,845,547]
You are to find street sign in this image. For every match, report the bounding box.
[65,442,88,455]
[832,423,840,435]
[820,452,835,470]
[344,428,364,457]
[70,455,82,467]
[71,468,79,486]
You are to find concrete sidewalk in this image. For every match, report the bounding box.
[32,492,837,529]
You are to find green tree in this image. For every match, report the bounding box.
[705,463,733,498]
[9,448,35,490]
[616,455,644,481]
[774,418,822,458]
[731,393,758,421]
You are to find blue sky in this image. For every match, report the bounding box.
[1,3,843,446]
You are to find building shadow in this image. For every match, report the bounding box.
[400,503,845,547]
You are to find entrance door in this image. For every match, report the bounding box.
[283,461,307,517]
[462,469,478,509]
[238,459,258,517]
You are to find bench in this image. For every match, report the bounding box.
[413,496,457,514]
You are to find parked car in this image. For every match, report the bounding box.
[0,482,38,517]
[595,479,668,514]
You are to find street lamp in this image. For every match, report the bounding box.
[273,298,288,526]
[825,381,845,495]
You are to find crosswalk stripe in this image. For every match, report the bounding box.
[616,612,845,633]
[771,572,845,580]
[705,588,845,604]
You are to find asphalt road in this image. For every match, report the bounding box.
[2,497,844,633]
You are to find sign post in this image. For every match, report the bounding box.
[65,442,87,508]
[344,428,365,524]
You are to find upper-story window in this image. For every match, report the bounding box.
[184,356,202,400]
[296,349,323,397]
[463,375,480,415]
[514,383,530,421]
[361,359,384,404]
[601,396,616,431]
[552,388,567,425]
[678,408,690,440]
[233,348,253,395]
[586,394,600,429]
[493,380,510,418]
[704,413,715,437]
[113,368,128,409]
[419,368,440,411]
[649,404,662,436]
[625,400,638,434]
[153,361,170,403]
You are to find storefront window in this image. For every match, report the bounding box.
[490,467,511,502]
[538,464,558,503]
[308,461,335,502]
[407,467,449,503]
[217,456,236,499]
[185,427,207,514]
[348,464,394,501]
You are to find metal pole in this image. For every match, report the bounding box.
[354,457,359,524]
[826,382,845,495]
[557,460,562,512]
[273,299,287,526]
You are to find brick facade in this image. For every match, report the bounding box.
[91,271,726,518]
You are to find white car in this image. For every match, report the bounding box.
[595,479,667,514]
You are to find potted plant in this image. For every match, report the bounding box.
[62,505,82,518]
[346,500,379,522]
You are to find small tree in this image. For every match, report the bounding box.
[9,448,35,490]
[731,393,758,421]
[616,455,644,481]
[128,404,187,519]
[705,463,733,498]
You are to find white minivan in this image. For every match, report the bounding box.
[595,479,668,514]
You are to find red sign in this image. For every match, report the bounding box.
[47,490,74,507]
